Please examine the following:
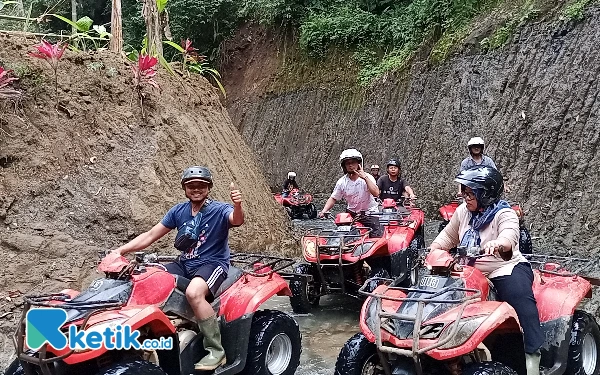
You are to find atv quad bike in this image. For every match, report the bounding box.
[7,251,302,375]
[335,247,600,375]
[274,189,317,219]
[289,198,425,314]
[438,198,533,254]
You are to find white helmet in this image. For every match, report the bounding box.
[287,171,296,179]
[467,137,485,151]
[370,164,380,170]
[339,149,363,174]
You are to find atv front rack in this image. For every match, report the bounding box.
[13,293,126,375]
[303,226,371,255]
[230,252,304,280]
[368,210,416,227]
[358,278,481,362]
[525,254,600,285]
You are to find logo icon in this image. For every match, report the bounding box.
[26,308,69,350]
[25,308,173,351]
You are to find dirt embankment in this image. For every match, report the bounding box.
[0,33,293,368]
[222,7,600,252]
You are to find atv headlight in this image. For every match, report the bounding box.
[85,318,128,334]
[70,318,128,353]
[304,240,317,258]
[438,316,488,349]
[353,242,375,256]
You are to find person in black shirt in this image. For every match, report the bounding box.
[282,171,299,197]
[377,159,416,201]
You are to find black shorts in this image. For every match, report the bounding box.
[165,261,227,298]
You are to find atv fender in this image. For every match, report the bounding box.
[360,300,521,361]
[532,272,592,321]
[218,274,292,322]
[421,302,521,360]
[54,305,176,364]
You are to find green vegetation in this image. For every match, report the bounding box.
[479,0,540,51]
[2,0,592,87]
[561,0,596,21]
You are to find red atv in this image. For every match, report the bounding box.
[288,198,425,314]
[438,198,533,254]
[273,188,317,220]
[335,247,600,375]
[6,252,302,375]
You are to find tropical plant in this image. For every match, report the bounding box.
[50,14,112,51]
[28,40,67,105]
[0,66,21,100]
[131,53,159,118]
[164,38,226,97]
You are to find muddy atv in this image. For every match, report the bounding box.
[274,189,318,220]
[335,247,600,375]
[6,252,302,375]
[289,200,425,314]
[438,198,533,254]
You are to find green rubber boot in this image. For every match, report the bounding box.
[194,315,226,371]
[525,350,541,375]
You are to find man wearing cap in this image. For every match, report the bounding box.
[112,166,244,371]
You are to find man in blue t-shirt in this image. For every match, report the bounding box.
[112,166,244,371]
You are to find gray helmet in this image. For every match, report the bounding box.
[181,166,213,187]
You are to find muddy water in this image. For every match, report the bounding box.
[272,214,442,374]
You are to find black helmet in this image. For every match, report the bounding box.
[181,166,213,187]
[454,166,503,207]
[387,159,400,168]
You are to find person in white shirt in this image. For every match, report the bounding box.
[431,166,543,375]
[319,149,382,237]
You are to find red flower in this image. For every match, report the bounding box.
[28,40,67,71]
[138,54,158,72]
[132,54,159,90]
[0,66,18,89]
[181,38,197,53]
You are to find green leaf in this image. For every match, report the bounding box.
[50,14,84,32]
[163,40,185,53]
[157,53,176,76]
[157,0,168,13]
[75,16,93,32]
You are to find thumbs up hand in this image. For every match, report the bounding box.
[230,182,243,205]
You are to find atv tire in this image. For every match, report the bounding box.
[462,361,518,375]
[4,360,25,375]
[364,268,390,293]
[334,333,384,375]
[306,203,318,219]
[289,263,321,314]
[519,227,533,255]
[398,230,425,288]
[95,359,167,375]
[567,310,600,375]
[241,310,301,375]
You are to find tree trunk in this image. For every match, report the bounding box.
[142,0,162,56]
[110,0,123,53]
[71,0,77,33]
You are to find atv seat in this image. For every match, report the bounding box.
[173,266,244,300]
